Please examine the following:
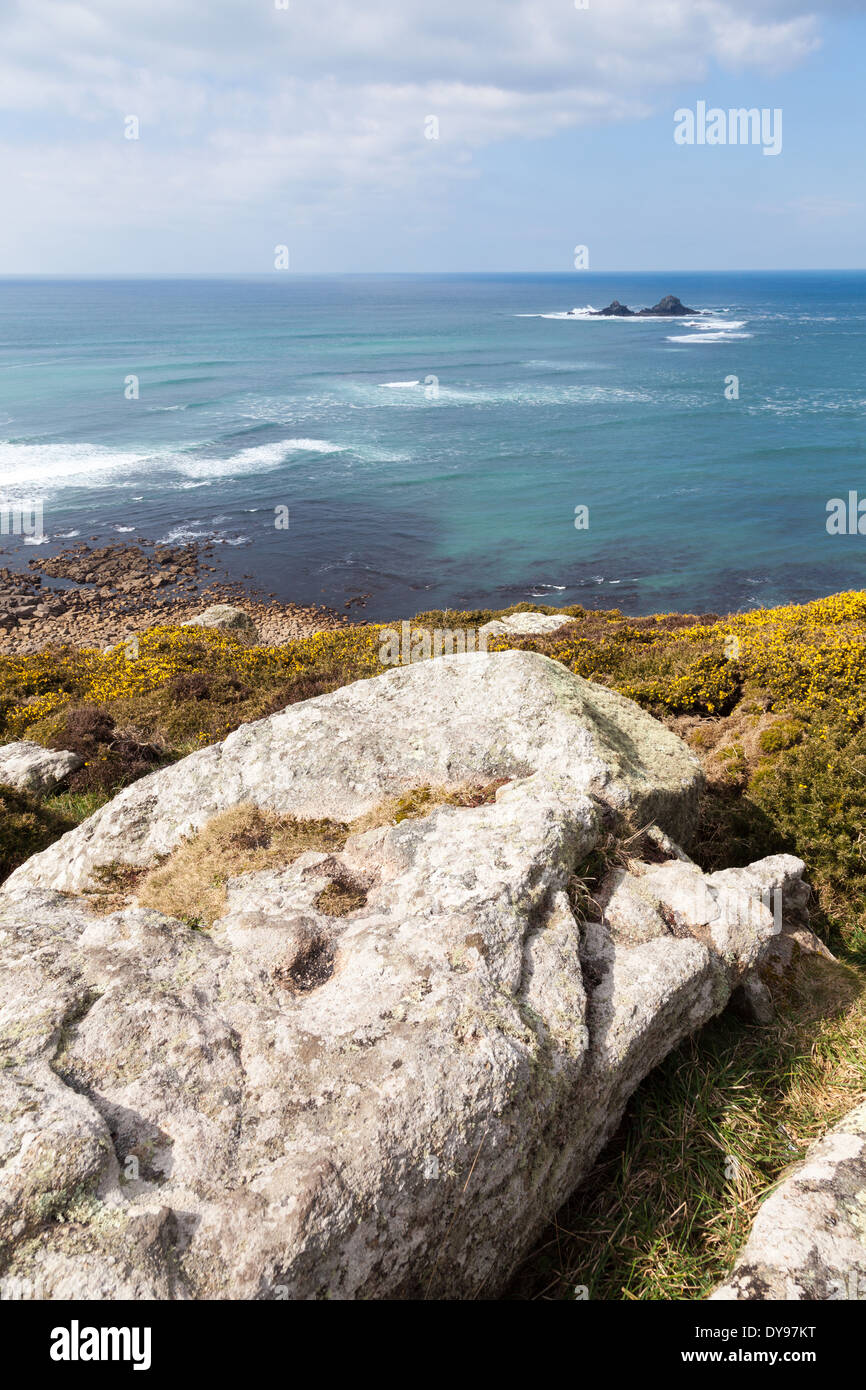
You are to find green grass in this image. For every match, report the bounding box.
[507,953,865,1299]
[0,784,112,881]
[44,788,114,821]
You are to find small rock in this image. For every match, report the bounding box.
[0,741,83,795]
[712,1100,866,1301]
[480,612,574,638]
[729,974,775,1025]
[182,604,259,641]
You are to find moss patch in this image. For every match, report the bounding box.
[758,718,806,755]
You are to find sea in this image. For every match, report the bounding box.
[0,271,864,620]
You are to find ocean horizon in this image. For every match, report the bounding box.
[1,269,864,620]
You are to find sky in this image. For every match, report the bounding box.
[0,0,864,273]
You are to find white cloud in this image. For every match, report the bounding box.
[0,0,835,267]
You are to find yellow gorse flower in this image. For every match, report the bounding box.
[1,590,864,743]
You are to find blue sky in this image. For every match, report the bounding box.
[0,0,863,273]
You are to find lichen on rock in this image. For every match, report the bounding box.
[0,650,812,1299]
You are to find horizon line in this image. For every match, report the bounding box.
[0,267,864,280]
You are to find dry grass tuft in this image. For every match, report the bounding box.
[136,804,349,926]
[314,877,368,917]
[133,780,508,927]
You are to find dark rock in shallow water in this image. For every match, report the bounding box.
[591,294,697,317]
[593,299,635,317]
[638,294,697,316]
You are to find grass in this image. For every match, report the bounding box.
[131,782,508,927]
[45,788,114,821]
[1,591,865,1298]
[507,953,865,1300]
[135,803,351,927]
[315,877,369,917]
[0,784,78,880]
[0,784,112,881]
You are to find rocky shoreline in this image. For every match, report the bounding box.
[0,541,355,654]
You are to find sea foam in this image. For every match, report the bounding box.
[0,437,344,496]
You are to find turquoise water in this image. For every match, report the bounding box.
[0,272,864,618]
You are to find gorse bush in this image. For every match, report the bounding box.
[491,589,866,722]
[750,719,866,956]
[0,624,387,751]
[2,590,864,735]
[757,718,805,755]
